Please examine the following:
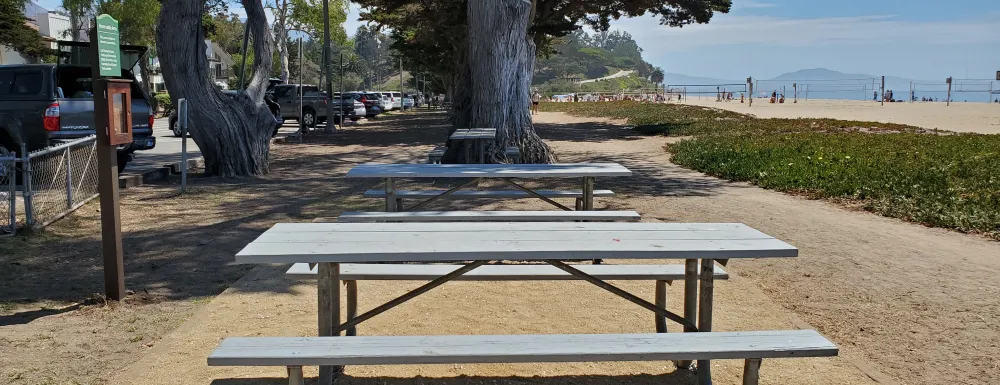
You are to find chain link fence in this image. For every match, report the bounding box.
[0,147,15,236]
[20,135,100,229]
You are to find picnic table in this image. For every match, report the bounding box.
[450,128,496,164]
[235,221,799,385]
[346,163,632,212]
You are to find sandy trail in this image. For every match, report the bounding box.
[682,97,1000,134]
[105,111,1000,385]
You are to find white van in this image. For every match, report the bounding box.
[390,92,403,110]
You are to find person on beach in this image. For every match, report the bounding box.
[531,90,541,115]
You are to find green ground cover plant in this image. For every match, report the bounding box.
[540,101,1000,238]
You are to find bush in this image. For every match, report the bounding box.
[541,101,1000,238]
[154,93,173,115]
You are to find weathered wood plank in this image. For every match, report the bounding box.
[362,189,615,198]
[285,263,730,281]
[346,163,633,178]
[207,330,838,366]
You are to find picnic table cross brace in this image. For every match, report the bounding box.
[330,260,698,334]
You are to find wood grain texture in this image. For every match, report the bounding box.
[207,330,838,366]
[362,189,615,198]
[284,263,730,281]
[346,163,633,178]
[336,210,640,222]
[236,222,797,264]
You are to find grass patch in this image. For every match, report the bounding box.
[541,101,1000,238]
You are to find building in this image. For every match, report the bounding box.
[0,2,74,65]
[207,40,235,89]
[148,40,235,93]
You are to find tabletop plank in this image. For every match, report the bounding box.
[236,222,796,264]
[345,163,633,178]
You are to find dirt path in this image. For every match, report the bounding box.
[532,111,1000,385]
[5,111,997,385]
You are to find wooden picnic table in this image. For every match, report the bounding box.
[450,128,496,164]
[345,163,632,212]
[236,221,798,385]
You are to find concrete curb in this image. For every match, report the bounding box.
[118,157,204,189]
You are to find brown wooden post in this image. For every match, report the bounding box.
[90,20,130,301]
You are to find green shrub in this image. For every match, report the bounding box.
[154,93,173,115]
[541,101,1000,238]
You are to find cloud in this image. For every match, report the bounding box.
[613,13,1000,52]
[736,1,778,9]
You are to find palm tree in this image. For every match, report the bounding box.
[650,67,665,85]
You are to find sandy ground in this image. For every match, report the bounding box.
[7,111,1000,385]
[106,112,875,385]
[682,97,1000,134]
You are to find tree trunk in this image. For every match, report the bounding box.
[137,52,153,102]
[156,0,275,177]
[277,0,290,83]
[459,0,553,164]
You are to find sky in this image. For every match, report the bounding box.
[33,0,1000,81]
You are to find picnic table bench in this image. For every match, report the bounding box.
[335,210,640,222]
[226,221,813,385]
[347,163,632,212]
[210,330,838,385]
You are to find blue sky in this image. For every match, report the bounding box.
[612,0,1000,80]
[34,0,1000,81]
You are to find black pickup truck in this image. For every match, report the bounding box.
[0,41,155,169]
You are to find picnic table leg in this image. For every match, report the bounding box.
[697,259,716,385]
[385,177,397,212]
[346,280,358,336]
[463,139,471,164]
[655,280,668,333]
[676,259,699,370]
[478,139,486,164]
[582,176,601,264]
[318,263,342,384]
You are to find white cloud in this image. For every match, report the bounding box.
[613,13,1000,52]
[736,1,778,9]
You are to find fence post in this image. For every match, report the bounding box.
[7,152,15,233]
[20,143,34,227]
[65,147,73,210]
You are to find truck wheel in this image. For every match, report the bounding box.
[117,152,132,171]
[302,109,317,127]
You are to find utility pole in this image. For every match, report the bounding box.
[946,77,953,106]
[399,57,403,95]
[322,0,334,130]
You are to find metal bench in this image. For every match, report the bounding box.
[208,330,839,385]
[363,189,614,210]
[335,210,641,222]
[286,262,728,336]
[427,146,446,164]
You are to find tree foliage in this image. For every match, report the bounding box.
[356,0,730,96]
[0,0,50,61]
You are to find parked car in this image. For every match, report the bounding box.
[376,92,393,111]
[168,90,283,137]
[402,94,414,110]
[362,92,384,118]
[0,41,155,170]
[390,91,404,110]
[269,84,329,127]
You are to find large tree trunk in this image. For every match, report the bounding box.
[156,0,275,177]
[458,0,553,164]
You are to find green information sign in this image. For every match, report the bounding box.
[95,14,121,77]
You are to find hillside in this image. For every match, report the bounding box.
[533,30,661,94]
